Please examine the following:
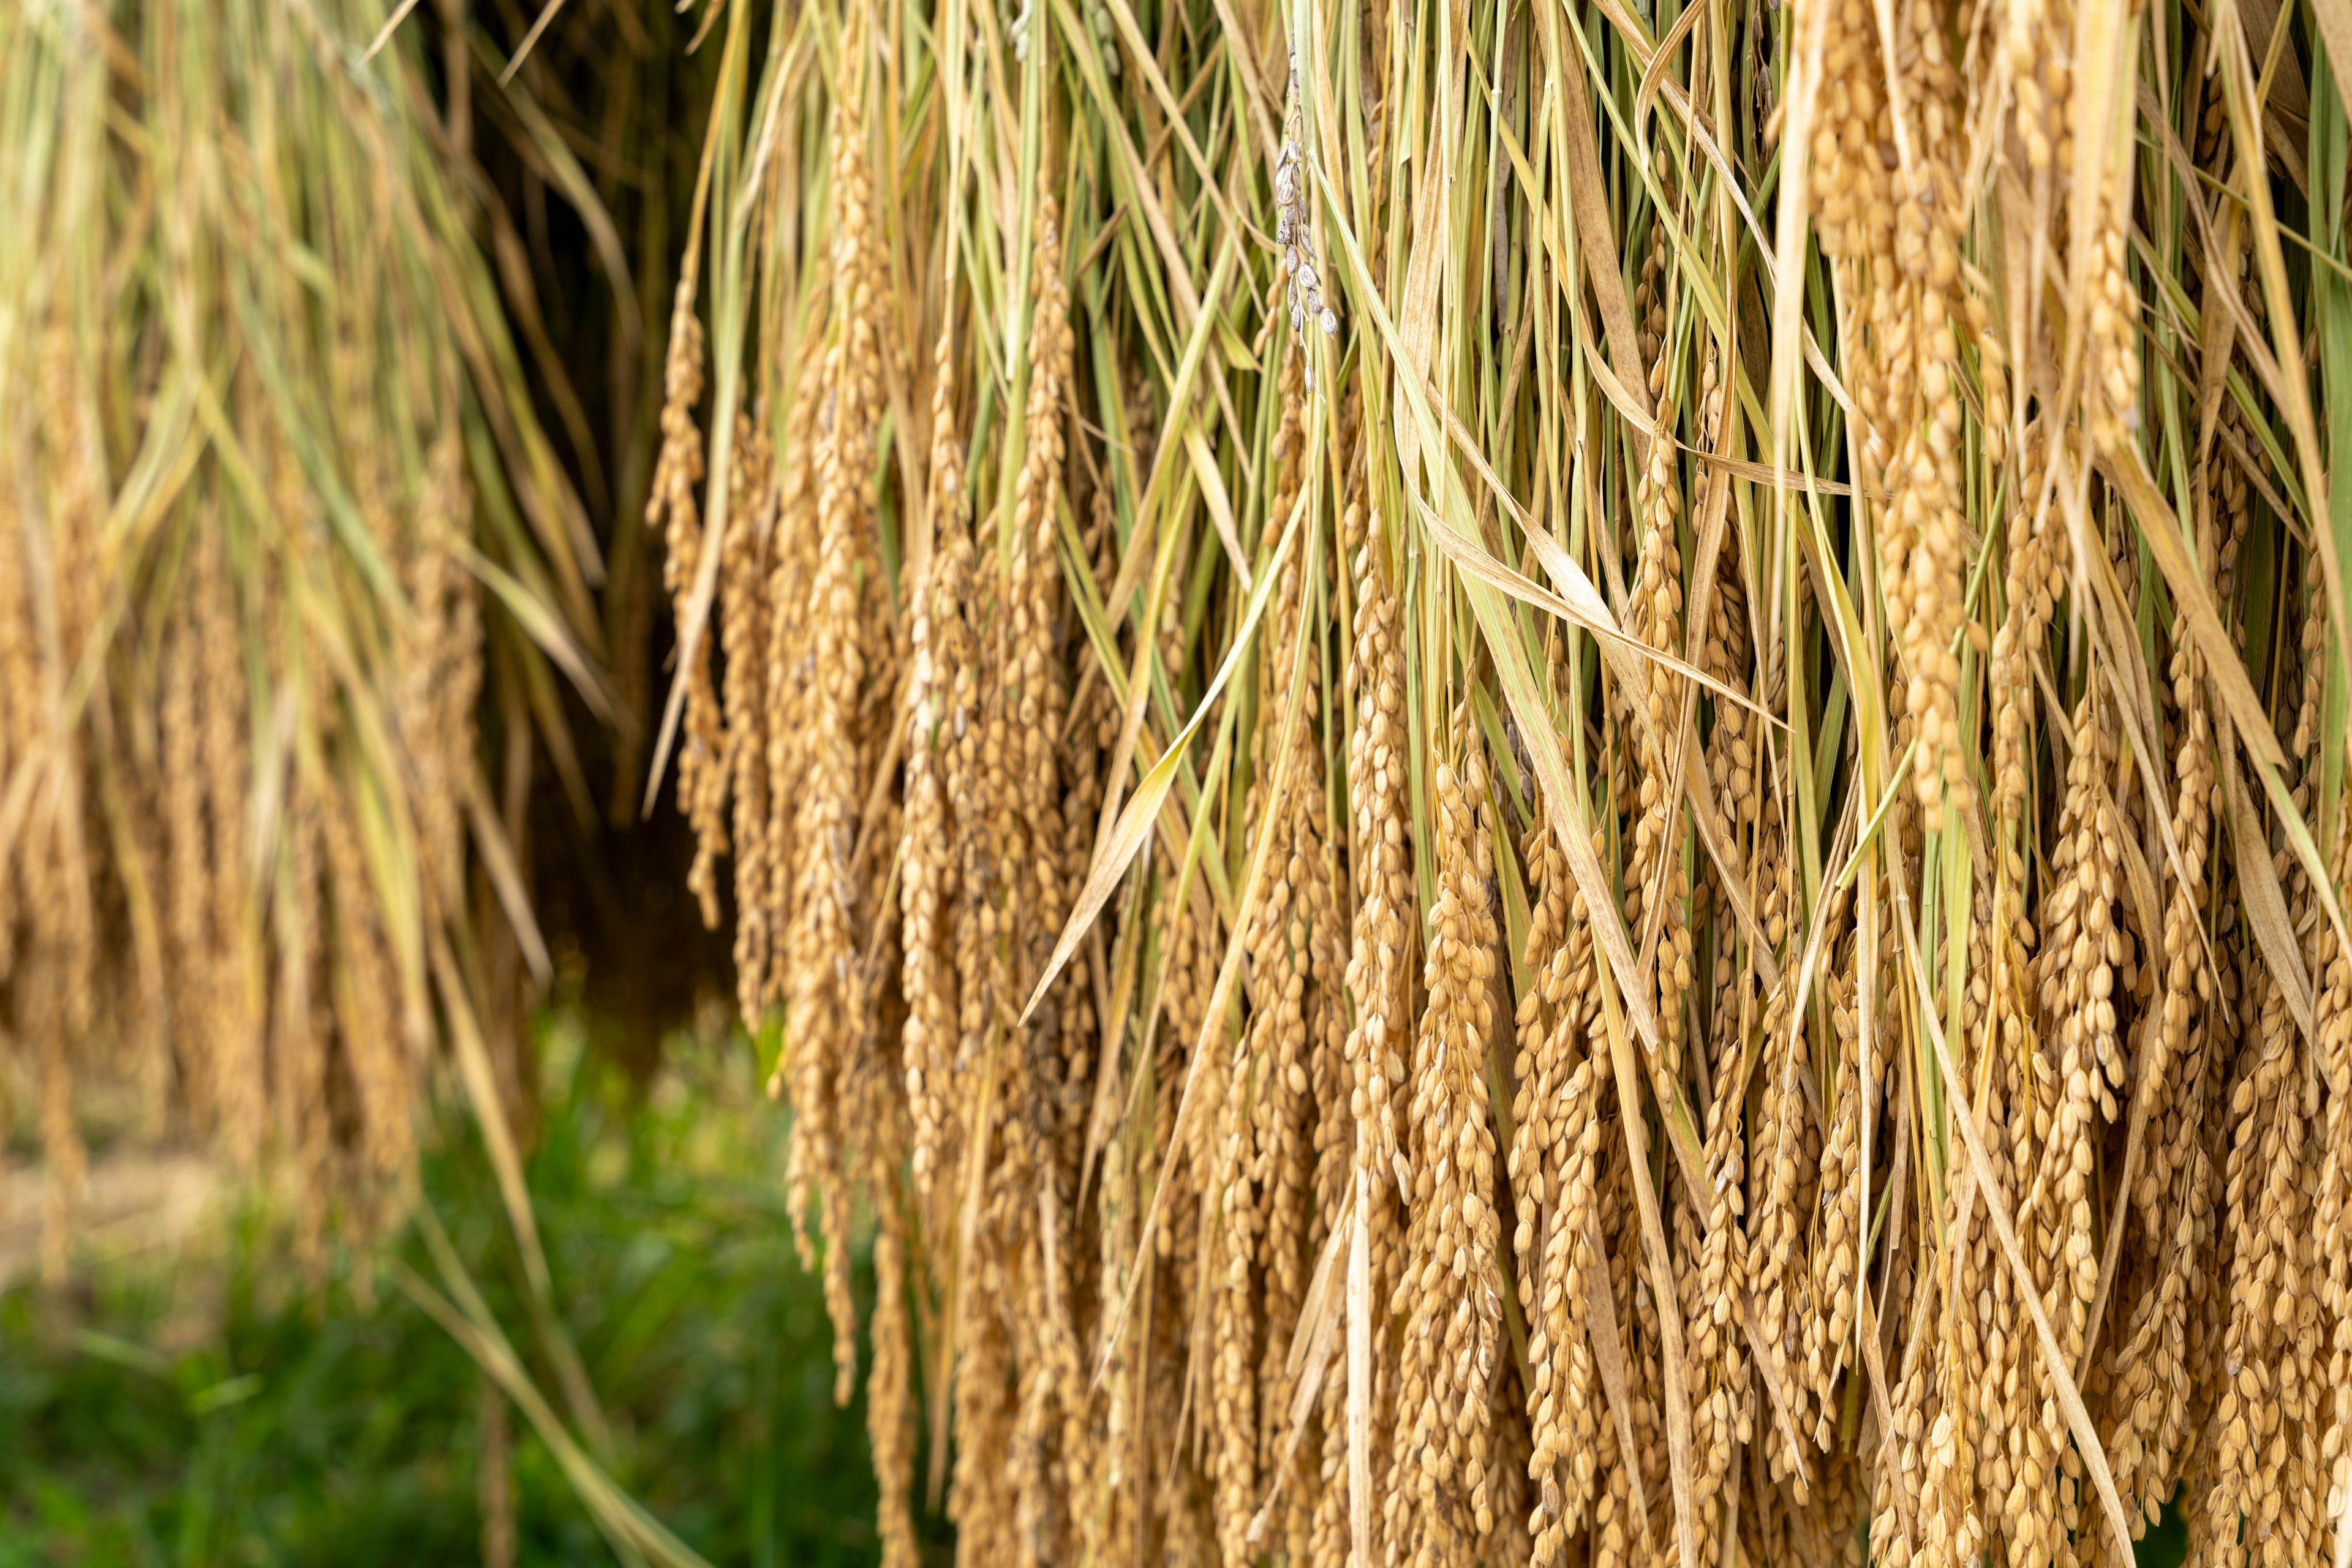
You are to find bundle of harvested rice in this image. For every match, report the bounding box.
[0,0,605,1280]
[650,0,2352,1558]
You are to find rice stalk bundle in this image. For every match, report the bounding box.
[596,0,2352,1559]
[0,0,604,1281]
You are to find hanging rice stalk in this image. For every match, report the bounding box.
[646,0,2352,1556]
[0,0,605,1281]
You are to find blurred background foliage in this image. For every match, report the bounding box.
[0,0,798,1551]
[1,974,951,1566]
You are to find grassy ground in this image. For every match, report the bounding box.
[0,993,945,1568]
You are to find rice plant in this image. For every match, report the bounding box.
[647,0,2352,1561]
[0,0,606,1284]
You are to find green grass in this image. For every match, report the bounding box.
[0,994,942,1568]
